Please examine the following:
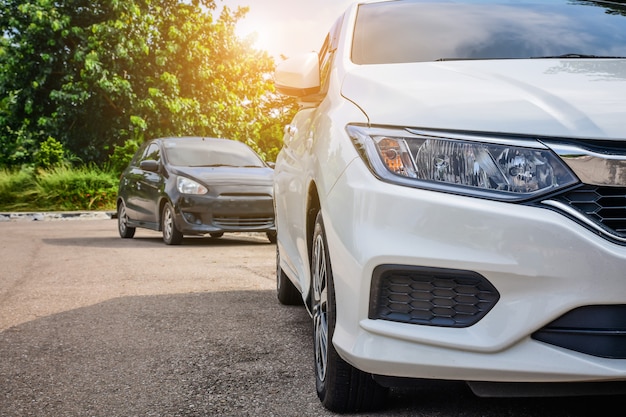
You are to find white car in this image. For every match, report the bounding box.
[273,0,626,413]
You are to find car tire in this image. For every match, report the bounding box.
[311,212,388,413]
[162,202,183,245]
[209,232,224,239]
[276,246,302,305]
[117,202,136,239]
[267,230,277,244]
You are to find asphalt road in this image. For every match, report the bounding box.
[0,217,623,416]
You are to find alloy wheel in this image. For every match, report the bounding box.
[162,203,183,245]
[117,202,135,238]
[163,206,174,241]
[312,230,329,383]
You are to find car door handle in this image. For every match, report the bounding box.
[285,124,297,137]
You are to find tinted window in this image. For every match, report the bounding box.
[141,143,160,163]
[352,0,626,64]
[163,139,265,168]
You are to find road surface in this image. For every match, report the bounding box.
[0,218,622,416]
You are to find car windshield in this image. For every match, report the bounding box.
[163,139,266,168]
[352,0,626,64]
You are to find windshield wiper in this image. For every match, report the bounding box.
[530,54,626,59]
[435,54,626,62]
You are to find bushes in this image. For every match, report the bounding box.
[0,135,118,212]
[0,166,118,212]
[0,168,37,208]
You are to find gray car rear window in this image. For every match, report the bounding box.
[351,0,626,64]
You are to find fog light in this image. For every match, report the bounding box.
[182,212,199,224]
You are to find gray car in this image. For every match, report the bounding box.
[117,136,276,244]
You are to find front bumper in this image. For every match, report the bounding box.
[323,159,626,383]
[174,194,275,234]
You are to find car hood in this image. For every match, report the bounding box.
[341,59,626,139]
[172,166,274,186]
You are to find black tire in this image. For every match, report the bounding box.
[267,230,277,244]
[209,232,224,239]
[311,212,388,413]
[117,202,135,239]
[162,202,183,245]
[276,246,302,305]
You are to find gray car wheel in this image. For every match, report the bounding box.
[162,202,183,245]
[117,202,135,239]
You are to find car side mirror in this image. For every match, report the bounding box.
[274,52,321,97]
[140,160,159,172]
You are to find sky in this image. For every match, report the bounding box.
[215,0,355,59]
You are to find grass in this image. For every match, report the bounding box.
[0,166,118,212]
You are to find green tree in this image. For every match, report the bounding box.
[0,0,289,168]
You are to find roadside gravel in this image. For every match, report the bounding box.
[0,210,115,222]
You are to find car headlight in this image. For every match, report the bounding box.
[347,125,579,201]
[177,177,208,195]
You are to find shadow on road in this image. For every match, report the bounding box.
[41,232,273,249]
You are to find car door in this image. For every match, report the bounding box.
[121,142,149,221]
[276,21,342,293]
[129,142,164,224]
[275,107,316,285]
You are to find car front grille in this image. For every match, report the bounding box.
[213,215,274,229]
[546,185,626,242]
[532,305,626,359]
[369,265,500,328]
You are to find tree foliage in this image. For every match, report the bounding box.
[0,0,296,168]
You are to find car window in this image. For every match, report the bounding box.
[164,140,266,168]
[351,0,626,65]
[139,143,161,163]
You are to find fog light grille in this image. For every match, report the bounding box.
[213,215,274,229]
[369,265,499,328]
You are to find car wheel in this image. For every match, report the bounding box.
[276,246,302,305]
[267,230,277,244]
[162,202,183,245]
[209,232,224,238]
[311,212,387,413]
[117,202,135,239]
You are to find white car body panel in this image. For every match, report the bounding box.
[275,94,368,295]
[341,60,626,139]
[273,0,626,402]
[323,159,626,379]
[276,65,626,378]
